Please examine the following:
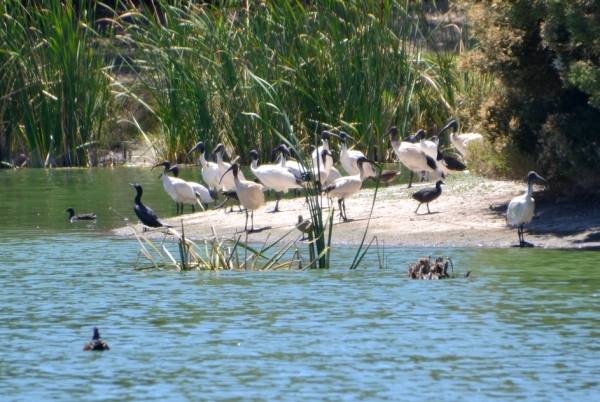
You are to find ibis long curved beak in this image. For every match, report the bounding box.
[219,163,235,184]
[184,142,202,163]
[534,173,549,186]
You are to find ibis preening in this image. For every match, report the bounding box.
[65,207,96,222]
[440,120,483,157]
[221,162,266,232]
[83,327,110,351]
[168,166,219,211]
[324,156,375,222]
[152,161,200,216]
[506,171,549,247]
[412,180,444,214]
[337,132,377,179]
[245,150,303,212]
[296,215,313,241]
[185,141,221,194]
[130,183,172,230]
[381,127,441,188]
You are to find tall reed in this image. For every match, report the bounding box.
[115,0,465,162]
[1,0,118,166]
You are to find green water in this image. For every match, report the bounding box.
[1,168,599,400]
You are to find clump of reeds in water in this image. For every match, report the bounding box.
[408,256,471,280]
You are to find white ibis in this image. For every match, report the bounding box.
[506,171,549,247]
[311,131,336,180]
[83,327,110,351]
[168,166,219,212]
[440,120,483,157]
[185,141,221,193]
[65,207,96,222]
[324,166,342,186]
[130,183,172,230]
[336,132,377,179]
[381,127,441,188]
[244,150,303,213]
[152,161,200,216]
[420,134,439,159]
[412,180,444,214]
[220,162,266,232]
[324,156,375,222]
[210,143,246,191]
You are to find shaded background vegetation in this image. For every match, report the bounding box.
[460,0,600,191]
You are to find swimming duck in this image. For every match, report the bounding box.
[65,207,97,222]
[83,327,110,351]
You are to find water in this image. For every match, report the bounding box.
[1,168,599,400]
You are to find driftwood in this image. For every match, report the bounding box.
[408,256,471,280]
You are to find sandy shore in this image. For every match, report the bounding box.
[113,174,600,249]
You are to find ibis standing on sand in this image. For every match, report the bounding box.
[185,141,221,197]
[381,127,441,188]
[244,150,303,213]
[440,120,483,158]
[506,171,549,247]
[152,161,200,216]
[130,183,172,230]
[412,180,444,214]
[65,207,97,222]
[221,162,266,232]
[324,156,375,222]
[168,166,219,211]
[337,132,377,179]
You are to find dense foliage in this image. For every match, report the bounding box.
[461,0,600,184]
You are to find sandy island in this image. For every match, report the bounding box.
[113,174,600,250]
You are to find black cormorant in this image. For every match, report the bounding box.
[130,183,172,230]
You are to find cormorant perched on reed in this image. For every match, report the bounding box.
[65,207,97,222]
[412,180,444,214]
[130,183,172,230]
[506,171,549,247]
[83,327,110,351]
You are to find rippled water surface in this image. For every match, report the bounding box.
[1,168,599,400]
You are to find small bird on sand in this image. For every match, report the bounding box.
[65,207,97,222]
[412,180,444,214]
[296,215,313,241]
[83,327,110,351]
